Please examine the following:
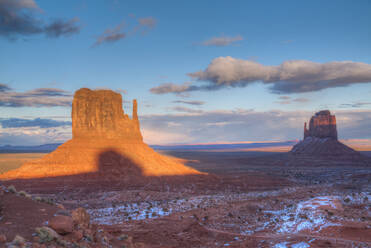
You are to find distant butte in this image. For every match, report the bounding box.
[0,88,202,180]
[291,110,360,157]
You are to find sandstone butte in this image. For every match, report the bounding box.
[291,110,360,157]
[0,88,202,180]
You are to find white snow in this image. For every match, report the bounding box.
[273,241,310,248]
[291,242,310,248]
[272,242,288,248]
[277,196,342,233]
[88,187,303,225]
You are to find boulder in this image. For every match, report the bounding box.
[48,215,73,234]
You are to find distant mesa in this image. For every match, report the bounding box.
[0,88,201,180]
[291,110,360,157]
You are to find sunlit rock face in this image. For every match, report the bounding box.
[304,110,337,140]
[292,110,359,157]
[0,88,201,180]
[72,88,142,141]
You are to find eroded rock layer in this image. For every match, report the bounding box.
[0,88,201,180]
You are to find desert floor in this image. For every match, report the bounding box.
[0,150,370,247]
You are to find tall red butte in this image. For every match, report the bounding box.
[291,110,360,157]
[0,88,201,180]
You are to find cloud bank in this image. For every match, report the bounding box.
[0,118,71,128]
[0,85,72,107]
[0,83,11,92]
[140,109,371,144]
[1,110,370,145]
[0,0,80,40]
[150,57,371,95]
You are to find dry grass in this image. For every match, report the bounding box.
[0,153,46,174]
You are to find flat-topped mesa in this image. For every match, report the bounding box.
[304,110,337,140]
[72,88,142,141]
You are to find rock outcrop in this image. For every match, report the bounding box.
[304,110,337,140]
[291,110,360,157]
[72,89,142,140]
[0,88,201,180]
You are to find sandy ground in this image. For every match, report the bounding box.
[0,150,370,247]
[0,153,45,173]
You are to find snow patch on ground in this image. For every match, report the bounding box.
[277,196,341,233]
[272,241,310,248]
[272,242,288,248]
[291,242,310,248]
[88,187,302,225]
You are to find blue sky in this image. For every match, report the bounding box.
[1,0,371,145]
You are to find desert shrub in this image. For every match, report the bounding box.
[118,234,128,241]
[34,196,42,202]
[8,185,17,193]
[327,211,334,217]
[47,198,55,205]
[56,238,69,247]
[12,235,25,245]
[344,197,351,203]
[18,191,27,197]
[35,227,59,243]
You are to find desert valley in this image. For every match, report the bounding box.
[0,88,370,248]
[1,1,371,247]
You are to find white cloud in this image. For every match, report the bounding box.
[189,57,371,94]
[201,35,243,46]
[150,57,371,95]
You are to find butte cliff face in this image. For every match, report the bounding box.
[291,110,359,157]
[304,110,337,140]
[72,88,142,140]
[1,88,201,180]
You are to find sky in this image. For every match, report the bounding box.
[1,0,371,145]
